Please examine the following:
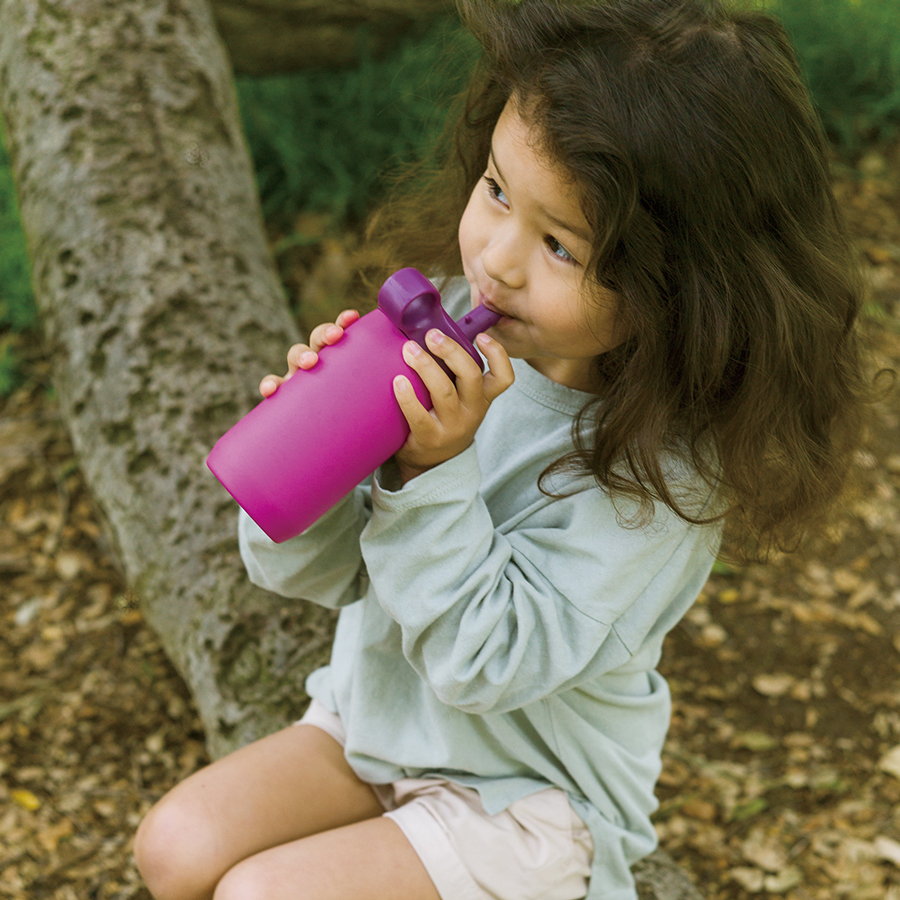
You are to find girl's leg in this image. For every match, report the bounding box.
[212,815,442,900]
[134,723,388,900]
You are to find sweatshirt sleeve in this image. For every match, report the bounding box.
[361,444,716,714]
[238,485,371,609]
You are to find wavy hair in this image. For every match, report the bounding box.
[366,0,871,561]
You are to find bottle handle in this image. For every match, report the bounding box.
[377,268,500,371]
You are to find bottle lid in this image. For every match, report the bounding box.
[378,268,501,371]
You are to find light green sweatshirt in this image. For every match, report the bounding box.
[238,282,720,900]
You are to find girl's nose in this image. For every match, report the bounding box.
[481,227,525,290]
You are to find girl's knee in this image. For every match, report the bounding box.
[212,856,273,900]
[134,792,223,900]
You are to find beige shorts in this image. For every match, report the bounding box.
[298,700,593,900]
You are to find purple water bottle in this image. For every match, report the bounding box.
[207,268,500,542]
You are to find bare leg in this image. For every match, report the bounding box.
[213,816,442,900]
[135,724,390,900]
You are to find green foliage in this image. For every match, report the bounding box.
[774,0,900,150]
[0,122,37,395]
[235,17,479,227]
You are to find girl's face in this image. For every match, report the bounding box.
[458,101,626,391]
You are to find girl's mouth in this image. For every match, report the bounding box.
[479,294,510,321]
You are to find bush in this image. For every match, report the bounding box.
[0,124,37,395]
[235,17,478,228]
[776,0,900,150]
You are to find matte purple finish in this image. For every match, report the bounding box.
[206,269,500,543]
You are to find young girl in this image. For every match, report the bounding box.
[135,1,868,899]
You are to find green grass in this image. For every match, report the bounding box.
[0,124,36,395]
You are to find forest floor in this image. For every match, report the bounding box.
[1,145,900,900]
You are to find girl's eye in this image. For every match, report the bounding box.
[484,176,508,206]
[546,236,576,264]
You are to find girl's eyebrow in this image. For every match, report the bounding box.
[489,147,592,244]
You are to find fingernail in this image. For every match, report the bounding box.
[405,341,422,357]
[300,351,316,366]
[428,329,445,345]
[394,375,411,392]
[476,333,491,346]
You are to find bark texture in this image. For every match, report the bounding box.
[210,0,450,74]
[0,0,332,759]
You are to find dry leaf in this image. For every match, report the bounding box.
[875,836,900,868]
[731,731,778,751]
[681,799,717,821]
[93,799,117,818]
[11,788,41,811]
[764,866,803,893]
[698,624,728,648]
[752,674,795,697]
[743,836,788,872]
[37,818,74,853]
[54,551,87,580]
[878,745,900,780]
[832,568,861,593]
[729,867,765,892]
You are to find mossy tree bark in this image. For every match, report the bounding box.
[0,0,337,759]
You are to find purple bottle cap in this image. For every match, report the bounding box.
[378,268,501,371]
[457,303,502,339]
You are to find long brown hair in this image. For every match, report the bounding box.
[366,0,871,561]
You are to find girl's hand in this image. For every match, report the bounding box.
[259,310,360,397]
[393,329,514,484]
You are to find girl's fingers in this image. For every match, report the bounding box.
[423,330,484,407]
[307,324,343,353]
[392,374,438,436]
[264,312,361,398]
[285,344,319,374]
[401,338,458,410]
[308,310,360,353]
[259,374,283,398]
[476,333,516,401]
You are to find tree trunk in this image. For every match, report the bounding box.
[210,0,450,74]
[0,0,336,760]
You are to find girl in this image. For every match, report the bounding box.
[135,1,868,899]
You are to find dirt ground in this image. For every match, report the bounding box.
[2,145,900,900]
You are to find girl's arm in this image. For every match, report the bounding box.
[361,445,717,714]
[238,488,371,608]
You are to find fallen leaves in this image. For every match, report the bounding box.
[0,380,210,899]
[729,864,803,895]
